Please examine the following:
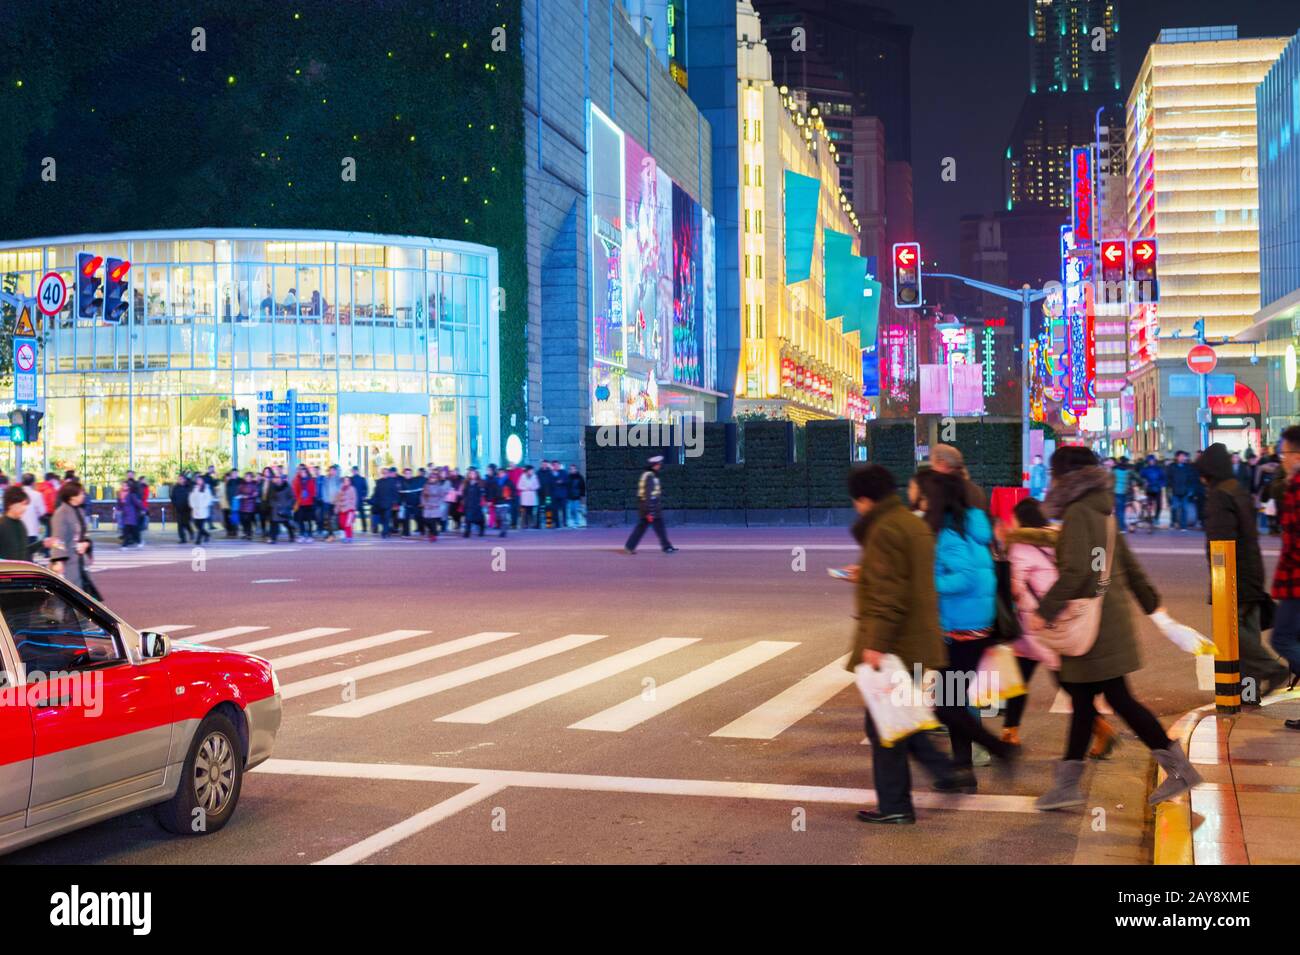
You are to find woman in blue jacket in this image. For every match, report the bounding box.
[918,470,1016,788]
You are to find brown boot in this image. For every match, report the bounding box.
[1089,717,1119,760]
[1000,726,1021,747]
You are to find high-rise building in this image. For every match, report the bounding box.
[730,1,866,422]
[1029,0,1121,96]
[749,0,912,220]
[1126,26,1290,456]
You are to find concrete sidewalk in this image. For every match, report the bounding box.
[1156,692,1300,864]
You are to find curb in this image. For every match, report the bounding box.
[1152,703,1214,866]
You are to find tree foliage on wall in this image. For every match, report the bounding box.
[0,0,527,437]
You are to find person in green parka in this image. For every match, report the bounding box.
[1030,446,1202,811]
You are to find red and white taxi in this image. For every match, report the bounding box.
[0,562,281,855]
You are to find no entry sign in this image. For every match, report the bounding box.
[1187,343,1218,375]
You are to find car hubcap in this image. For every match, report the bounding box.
[193,732,236,814]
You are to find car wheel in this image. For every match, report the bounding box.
[157,711,244,836]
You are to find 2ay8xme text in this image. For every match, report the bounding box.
[1118,891,1251,906]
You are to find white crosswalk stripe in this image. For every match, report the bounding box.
[570,640,800,733]
[139,625,195,635]
[268,630,431,671]
[436,637,699,725]
[279,631,518,701]
[87,544,296,573]
[711,654,854,739]
[230,628,349,654]
[313,634,608,718]
[180,626,268,644]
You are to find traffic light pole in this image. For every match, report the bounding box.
[1197,317,1210,451]
[924,273,1048,487]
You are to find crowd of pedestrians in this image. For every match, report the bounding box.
[0,469,100,599]
[137,460,588,546]
[843,441,1270,825]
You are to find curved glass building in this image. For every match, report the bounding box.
[0,229,499,486]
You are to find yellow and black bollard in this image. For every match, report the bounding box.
[1209,540,1241,714]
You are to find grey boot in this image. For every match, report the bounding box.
[1035,760,1087,811]
[1148,741,1204,805]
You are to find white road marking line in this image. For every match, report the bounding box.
[139,625,194,635]
[436,638,698,725]
[1049,688,1113,715]
[255,758,1040,814]
[279,631,518,701]
[251,578,298,584]
[312,634,607,718]
[711,654,854,739]
[180,626,269,644]
[230,628,350,653]
[570,640,800,733]
[269,630,432,670]
[313,782,505,865]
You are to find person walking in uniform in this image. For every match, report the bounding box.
[622,455,677,554]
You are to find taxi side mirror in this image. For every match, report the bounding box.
[141,632,170,660]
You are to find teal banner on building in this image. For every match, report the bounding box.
[823,229,856,320]
[783,171,820,284]
[857,275,882,344]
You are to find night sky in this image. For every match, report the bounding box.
[868,0,1300,269]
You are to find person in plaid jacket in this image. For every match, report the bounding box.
[1269,426,1300,727]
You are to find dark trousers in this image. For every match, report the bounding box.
[122,523,141,546]
[295,505,314,537]
[937,637,1011,770]
[1270,597,1300,678]
[1062,676,1169,760]
[372,507,391,537]
[175,507,192,542]
[192,517,209,545]
[1239,602,1289,699]
[550,499,567,528]
[1003,656,1042,729]
[222,508,234,535]
[77,558,103,601]
[625,513,671,551]
[270,519,296,543]
[1146,491,1162,524]
[863,709,956,815]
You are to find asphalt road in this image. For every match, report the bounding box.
[3,523,1266,865]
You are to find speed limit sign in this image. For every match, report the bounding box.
[36,271,68,317]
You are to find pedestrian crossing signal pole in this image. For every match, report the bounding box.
[1209,539,1241,714]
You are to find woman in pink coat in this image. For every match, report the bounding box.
[1000,497,1117,755]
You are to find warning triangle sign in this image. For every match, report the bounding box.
[14,306,35,338]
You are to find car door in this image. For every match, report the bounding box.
[0,575,175,827]
[0,629,32,838]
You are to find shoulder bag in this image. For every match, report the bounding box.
[1037,515,1116,657]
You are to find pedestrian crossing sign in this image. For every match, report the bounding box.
[14,305,35,338]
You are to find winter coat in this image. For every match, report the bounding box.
[48,503,86,565]
[636,469,663,518]
[292,474,317,507]
[1197,443,1267,606]
[1005,526,1061,668]
[0,516,33,562]
[1139,463,1165,493]
[933,507,997,633]
[569,472,586,499]
[517,473,540,507]
[269,484,296,522]
[188,485,214,521]
[117,490,145,526]
[370,476,400,509]
[462,480,486,522]
[335,483,358,513]
[1038,467,1161,683]
[238,480,260,514]
[169,481,192,510]
[845,494,947,674]
[421,480,448,519]
[349,474,369,504]
[1167,461,1196,496]
[321,474,342,505]
[550,470,569,501]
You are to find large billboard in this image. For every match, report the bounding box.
[588,103,716,425]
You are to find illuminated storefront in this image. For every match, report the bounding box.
[0,229,499,485]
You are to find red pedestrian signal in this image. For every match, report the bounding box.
[1099,240,1127,305]
[892,242,922,309]
[1132,238,1158,304]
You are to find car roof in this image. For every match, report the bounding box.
[0,561,53,576]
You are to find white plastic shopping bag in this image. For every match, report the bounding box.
[855,654,940,747]
[1195,653,1216,692]
[971,643,1027,709]
[1149,610,1216,655]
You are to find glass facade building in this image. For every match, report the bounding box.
[0,230,499,487]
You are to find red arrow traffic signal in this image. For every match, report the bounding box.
[1102,242,1123,264]
[892,242,922,309]
[1133,240,1155,262]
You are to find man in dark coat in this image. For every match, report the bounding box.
[169,473,193,544]
[1198,443,1290,700]
[537,460,555,529]
[845,464,965,824]
[349,466,370,532]
[622,456,676,554]
[369,468,400,538]
[1166,451,1197,530]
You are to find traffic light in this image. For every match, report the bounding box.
[24,409,43,444]
[8,410,25,444]
[232,407,250,436]
[892,242,922,309]
[76,252,103,320]
[1132,238,1158,304]
[103,257,131,324]
[1099,240,1127,305]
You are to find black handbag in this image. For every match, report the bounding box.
[993,558,1022,643]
